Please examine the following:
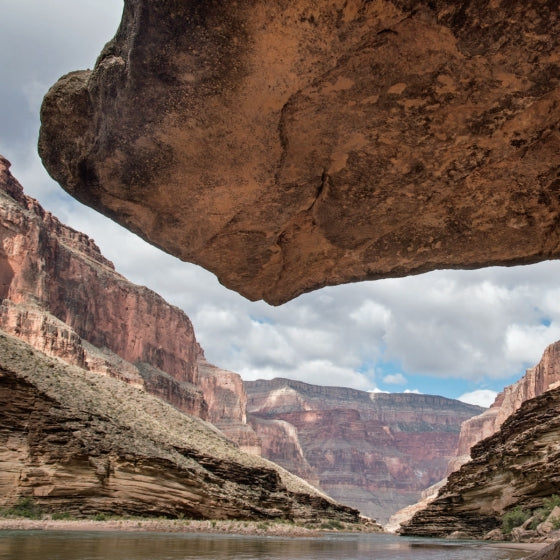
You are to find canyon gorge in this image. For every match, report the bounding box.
[245,378,483,524]
[0,156,484,524]
[3,135,560,549]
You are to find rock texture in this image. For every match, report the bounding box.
[450,340,560,474]
[399,384,560,538]
[197,355,262,455]
[245,378,483,524]
[0,154,208,416]
[0,329,362,524]
[39,0,560,304]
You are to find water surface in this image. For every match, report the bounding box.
[0,531,528,560]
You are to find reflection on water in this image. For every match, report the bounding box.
[0,531,528,560]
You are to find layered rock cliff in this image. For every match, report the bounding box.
[39,0,560,304]
[387,339,560,531]
[0,329,361,524]
[245,378,484,524]
[450,340,560,474]
[0,155,208,418]
[1,155,268,456]
[399,383,560,538]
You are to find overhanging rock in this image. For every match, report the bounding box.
[39,0,560,304]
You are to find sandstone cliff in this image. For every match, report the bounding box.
[0,329,361,524]
[450,340,560,474]
[245,378,484,524]
[0,155,208,418]
[0,155,267,454]
[40,0,560,304]
[387,339,560,531]
[399,383,560,539]
[197,355,262,456]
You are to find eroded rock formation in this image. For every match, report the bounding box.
[0,154,208,416]
[449,340,560,474]
[0,330,361,524]
[399,383,560,538]
[245,377,484,524]
[39,0,560,304]
[387,339,560,531]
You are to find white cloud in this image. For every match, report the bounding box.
[403,389,422,394]
[383,373,407,385]
[505,322,560,366]
[458,390,498,408]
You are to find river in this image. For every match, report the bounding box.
[0,531,530,560]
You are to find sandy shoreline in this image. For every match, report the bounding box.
[0,517,324,537]
[484,541,548,553]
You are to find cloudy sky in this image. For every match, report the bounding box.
[2,1,560,408]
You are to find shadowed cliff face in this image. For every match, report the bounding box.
[245,378,484,524]
[39,0,560,304]
[399,383,560,539]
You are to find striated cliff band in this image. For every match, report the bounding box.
[0,330,361,524]
[0,154,208,419]
[399,382,560,539]
[39,0,560,304]
[245,378,484,524]
[387,339,560,531]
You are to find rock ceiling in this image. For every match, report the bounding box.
[39,0,560,304]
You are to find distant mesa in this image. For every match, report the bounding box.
[39,0,560,304]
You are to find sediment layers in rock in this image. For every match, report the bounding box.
[0,330,363,524]
[245,378,484,524]
[399,384,560,538]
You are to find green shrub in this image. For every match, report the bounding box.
[52,511,73,520]
[3,497,43,520]
[530,508,547,530]
[502,506,531,534]
[94,512,108,521]
[543,495,560,515]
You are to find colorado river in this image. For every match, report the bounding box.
[0,531,529,560]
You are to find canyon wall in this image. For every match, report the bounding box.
[0,155,209,417]
[245,378,484,524]
[0,329,362,525]
[399,382,560,539]
[0,155,266,451]
[449,340,560,474]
